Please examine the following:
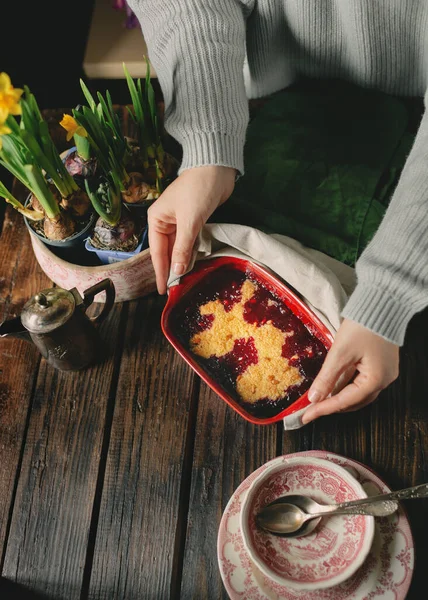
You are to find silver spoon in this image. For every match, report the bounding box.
[256,482,428,537]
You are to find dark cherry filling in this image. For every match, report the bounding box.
[173,266,327,418]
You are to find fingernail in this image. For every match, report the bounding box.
[308,389,321,403]
[173,263,185,275]
[301,411,312,425]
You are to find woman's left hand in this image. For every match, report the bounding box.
[301,319,400,424]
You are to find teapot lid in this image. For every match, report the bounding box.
[21,288,76,333]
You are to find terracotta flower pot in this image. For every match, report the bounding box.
[30,231,156,302]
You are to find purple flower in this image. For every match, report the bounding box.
[112,0,140,29]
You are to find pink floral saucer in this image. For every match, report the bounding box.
[217,450,414,599]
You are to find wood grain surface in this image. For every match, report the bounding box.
[0,107,427,600]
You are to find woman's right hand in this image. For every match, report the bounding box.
[148,165,236,294]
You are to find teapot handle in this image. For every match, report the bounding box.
[82,279,116,324]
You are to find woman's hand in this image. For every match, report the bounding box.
[301,319,399,424]
[148,165,236,294]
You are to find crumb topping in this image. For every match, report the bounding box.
[190,279,303,403]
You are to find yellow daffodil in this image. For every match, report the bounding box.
[0,122,11,135]
[0,73,23,117]
[0,107,12,150]
[60,114,88,142]
[0,105,8,123]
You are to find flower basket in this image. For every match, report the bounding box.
[30,231,156,302]
[0,66,176,301]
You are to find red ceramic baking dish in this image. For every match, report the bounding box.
[161,256,333,425]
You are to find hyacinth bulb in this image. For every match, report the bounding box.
[91,210,141,252]
[60,188,92,218]
[121,172,158,204]
[64,149,97,179]
[43,212,76,241]
[29,182,60,215]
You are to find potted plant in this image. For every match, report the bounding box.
[0,65,179,301]
[0,74,94,253]
[122,61,179,201]
[84,167,148,265]
[65,61,178,264]
[66,82,150,263]
[60,113,97,187]
[71,62,177,211]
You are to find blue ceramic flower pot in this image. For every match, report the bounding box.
[85,224,149,265]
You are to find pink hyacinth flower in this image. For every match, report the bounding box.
[112,0,139,29]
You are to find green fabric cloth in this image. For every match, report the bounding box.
[213,80,415,266]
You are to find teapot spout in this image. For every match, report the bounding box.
[0,317,32,343]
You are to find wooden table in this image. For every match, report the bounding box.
[1,111,428,600]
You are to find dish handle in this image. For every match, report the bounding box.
[165,281,185,305]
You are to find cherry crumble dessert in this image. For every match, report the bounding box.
[173,266,327,418]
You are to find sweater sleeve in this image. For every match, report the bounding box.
[342,91,428,345]
[127,0,254,175]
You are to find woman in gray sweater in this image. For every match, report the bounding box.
[128,0,428,423]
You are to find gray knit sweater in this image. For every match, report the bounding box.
[128,0,428,346]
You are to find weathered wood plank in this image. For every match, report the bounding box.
[310,406,372,464]
[0,110,70,568]
[0,202,52,322]
[0,206,51,563]
[179,383,278,600]
[1,302,125,600]
[87,294,197,600]
[370,309,428,600]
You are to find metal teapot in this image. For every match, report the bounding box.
[0,279,115,371]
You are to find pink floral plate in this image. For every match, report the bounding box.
[218,450,414,599]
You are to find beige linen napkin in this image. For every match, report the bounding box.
[168,223,356,429]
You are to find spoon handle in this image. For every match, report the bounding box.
[324,500,399,517]
[333,482,428,513]
[309,501,398,518]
